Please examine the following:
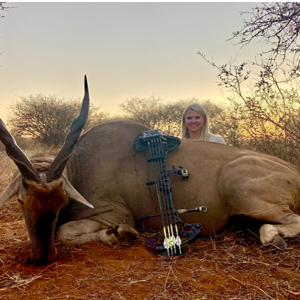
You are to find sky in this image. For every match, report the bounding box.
[0,2,266,120]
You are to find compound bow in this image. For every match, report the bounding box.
[133,129,207,256]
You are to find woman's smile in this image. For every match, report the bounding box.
[185,110,205,138]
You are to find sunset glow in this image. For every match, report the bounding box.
[0,2,265,121]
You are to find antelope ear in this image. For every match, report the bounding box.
[61,174,94,209]
[0,174,23,206]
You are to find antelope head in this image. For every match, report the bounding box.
[0,76,93,264]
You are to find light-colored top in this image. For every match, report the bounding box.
[209,133,226,145]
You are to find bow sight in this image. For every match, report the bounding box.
[133,129,207,256]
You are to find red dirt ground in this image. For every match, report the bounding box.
[1,198,300,300]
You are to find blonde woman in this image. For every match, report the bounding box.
[181,104,226,144]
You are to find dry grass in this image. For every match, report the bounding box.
[0,270,42,292]
[1,227,300,298]
[1,203,300,300]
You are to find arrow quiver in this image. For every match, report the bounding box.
[133,129,207,256]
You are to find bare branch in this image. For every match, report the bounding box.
[230,2,300,63]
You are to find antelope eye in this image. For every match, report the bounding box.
[17,198,24,204]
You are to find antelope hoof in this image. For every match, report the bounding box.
[272,235,287,250]
[114,224,139,240]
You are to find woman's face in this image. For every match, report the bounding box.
[185,110,205,137]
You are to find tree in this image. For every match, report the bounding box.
[0,2,15,23]
[197,52,300,163]
[231,2,300,69]
[198,3,300,165]
[7,94,109,146]
[119,95,164,129]
[1,2,9,20]
[1,2,16,69]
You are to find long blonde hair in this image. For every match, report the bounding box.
[181,104,211,140]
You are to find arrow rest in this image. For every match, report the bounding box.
[133,130,207,256]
